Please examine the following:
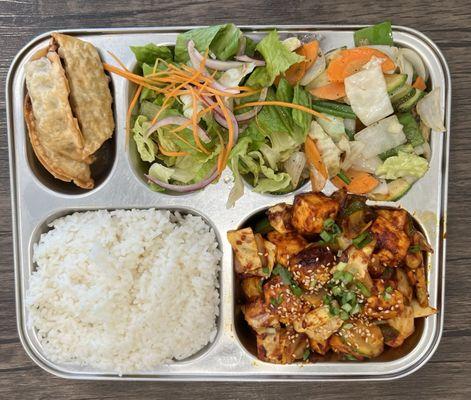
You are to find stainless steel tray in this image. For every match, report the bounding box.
[7,25,450,381]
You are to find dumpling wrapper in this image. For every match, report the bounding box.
[24,94,94,189]
[24,52,86,161]
[52,33,114,157]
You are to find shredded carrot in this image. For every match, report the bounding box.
[170,103,218,134]
[107,51,129,71]
[126,85,143,137]
[234,100,330,121]
[215,95,235,169]
[158,145,189,157]
[215,129,226,175]
[190,87,210,155]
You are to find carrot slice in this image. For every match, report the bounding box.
[412,76,426,91]
[327,48,396,82]
[331,169,379,194]
[284,40,319,85]
[304,136,327,191]
[309,82,346,100]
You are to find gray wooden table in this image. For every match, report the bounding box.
[1,1,470,398]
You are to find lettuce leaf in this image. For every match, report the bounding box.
[174,24,242,63]
[132,116,157,162]
[253,166,291,193]
[148,163,174,183]
[292,84,312,132]
[131,44,173,66]
[375,151,429,180]
[246,30,304,87]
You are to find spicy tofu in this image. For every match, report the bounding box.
[363,280,405,320]
[263,276,308,325]
[371,210,410,267]
[267,203,295,234]
[256,327,309,364]
[293,305,343,344]
[242,298,279,335]
[288,244,336,290]
[291,192,340,235]
[382,305,415,348]
[228,228,276,277]
[240,277,263,301]
[266,231,308,266]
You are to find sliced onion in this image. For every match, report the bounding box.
[299,49,326,86]
[234,55,265,66]
[188,40,244,71]
[399,48,428,81]
[146,116,211,143]
[284,151,306,188]
[397,54,414,84]
[369,179,389,195]
[145,167,218,192]
[233,87,268,122]
[187,41,239,94]
[363,45,399,62]
[416,88,445,132]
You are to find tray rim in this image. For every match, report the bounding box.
[6,23,450,381]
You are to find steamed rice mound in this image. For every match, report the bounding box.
[26,209,221,373]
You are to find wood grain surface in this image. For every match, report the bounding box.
[1,0,470,399]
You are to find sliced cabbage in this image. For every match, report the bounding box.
[337,138,364,171]
[180,94,204,120]
[254,166,291,193]
[351,154,383,174]
[344,61,394,126]
[283,151,306,188]
[300,48,326,86]
[316,115,346,143]
[218,62,255,88]
[399,48,428,81]
[308,120,341,178]
[396,53,414,85]
[375,151,429,180]
[416,88,445,132]
[282,37,302,52]
[148,163,175,183]
[133,116,157,162]
[355,115,407,158]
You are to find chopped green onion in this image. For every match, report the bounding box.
[385,286,394,293]
[337,170,351,185]
[320,231,333,242]
[383,292,392,301]
[342,323,353,330]
[323,294,332,305]
[342,271,354,284]
[330,305,340,316]
[344,354,357,361]
[350,303,362,315]
[324,218,335,229]
[342,303,353,313]
[303,349,310,361]
[336,262,347,272]
[409,244,421,253]
[355,281,371,297]
[331,223,342,235]
[262,266,270,275]
[332,286,343,296]
[291,284,303,297]
[342,291,356,304]
[333,270,343,281]
[352,231,373,249]
[342,200,367,217]
[339,310,349,320]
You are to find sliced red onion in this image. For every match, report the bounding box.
[146,116,210,143]
[189,40,245,70]
[234,55,265,67]
[187,41,239,94]
[145,167,218,193]
[234,87,268,122]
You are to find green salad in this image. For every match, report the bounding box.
[105,21,445,206]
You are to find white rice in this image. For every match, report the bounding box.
[26,209,221,374]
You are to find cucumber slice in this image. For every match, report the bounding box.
[396,89,425,112]
[389,85,415,104]
[384,74,407,94]
[369,178,411,201]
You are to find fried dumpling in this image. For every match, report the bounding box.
[24,95,93,189]
[52,32,114,157]
[24,52,85,161]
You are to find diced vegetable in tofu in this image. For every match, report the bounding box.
[330,321,384,359]
[242,298,279,335]
[344,61,393,126]
[364,280,405,320]
[371,210,410,267]
[354,115,407,158]
[411,299,437,318]
[267,203,295,234]
[291,192,340,235]
[289,244,336,289]
[266,231,308,266]
[256,327,309,364]
[241,277,263,301]
[263,276,308,325]
[293,305,343,343]
[228,227,262,274]
[383,305,415,347]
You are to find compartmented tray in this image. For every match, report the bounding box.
[7,25,450,381]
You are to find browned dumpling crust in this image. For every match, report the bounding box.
[24,53,85,161]
[52,33,114,157]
